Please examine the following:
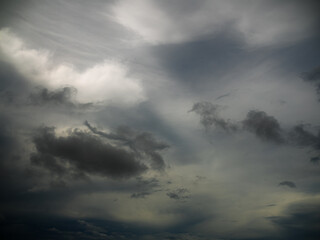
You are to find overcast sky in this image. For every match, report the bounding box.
[0,1,320,239]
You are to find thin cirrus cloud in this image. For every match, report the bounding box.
[0,28,145,105]
[111,0,317,46]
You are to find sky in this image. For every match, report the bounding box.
[0,0,320,239]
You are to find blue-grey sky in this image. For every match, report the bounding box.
[0,1,320,239]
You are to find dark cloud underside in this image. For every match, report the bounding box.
[243,110,284,143]
[301,65,320,100]
[85,121,169,171]
[270,200,320,240]
[190,102,238,131]
[0,0,320,239]
[31,127,147,179]
[279,181,297,188]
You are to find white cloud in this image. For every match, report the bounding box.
[111,0,316,47]
[0,28,145,105]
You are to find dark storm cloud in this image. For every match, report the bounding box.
[288,124,320,150]
[0,59,30,104]
[192,102,320,153]
[166,188,190,201]
[0,214,143,240]
[215,92,231,101]
[29,86,93,109]
[278,181,297,188]
[0,117,13,160]
[85,121,169,171]
[31,127,147,179]
[269,200,320,240]
[190,102,238,131]
[130,191,151,199]
[130,177,161,199]
[191,102,283,142]
[243,110,284,143]
[301,65,320,100]
[0,213,211,240]
[310,156,320,164]
[92,102,195,164]
[29,86,76,106]
[152,32,246,89]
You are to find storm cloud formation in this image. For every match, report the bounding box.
[85,121,169,171]
[279,181,297,188]
[270,200,320,240]
[289,124,320,150]
[1,0,320,239]
[29,87,77,105]
[130,177,161,199]
[192,101,320,155]
[191,101,284,142]
[301,65,320,100]
[29,86,94,110]
[166,188,190,201]
[243,110,284,143]
[31,127,147,179]
[190,102,238,131]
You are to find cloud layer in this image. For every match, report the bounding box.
[0,28,145,105]
[0,1,320,239]
[112,0,318,46]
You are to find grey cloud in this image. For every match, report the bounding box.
[310,156,320,164]
[288,124,320,150]
[0,60,31,105]
[167,188,190,200]
[31,127,147,180]
[131,177,161,199]
[279,181,297,188]
[243,110,284,143]
[192,102,284,143]
[152,34,245,88]
[269,199,320,240]
[190,102,238,131]
[85,121,169,171]
[29,86,93,109]
[192,102,320,153]
[215,92,231,101]
[301,65,320,100]
[29,87,76,105]
[131,191,151,199]
[301,65,320,82]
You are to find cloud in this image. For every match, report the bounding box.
[190,102,238,131]
[85,121,169,171]
[288,125,320,152]
[28,86,94,111]
[269,199,320,240]
[0,28,145,105]
[29,87,76,105]
[278,181,297,188]
[167,188,190,200]
[111,0,318,46]
[243,110,284,143]
[191,102,284,143]
[31,127,148,179]
[300,65,320,100]
[131,177,161,198]
[192,102,320,153]
[310,156,320,164]
[215,93,231,101]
